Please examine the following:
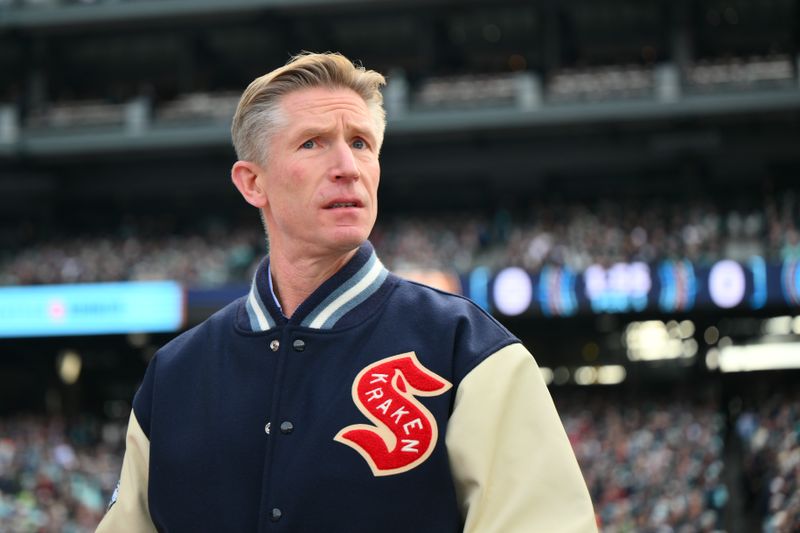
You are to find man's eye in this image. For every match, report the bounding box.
[352,138,366,149]
[301,140,316,149]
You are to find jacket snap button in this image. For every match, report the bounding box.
[270,508,282,522]
[269,339,280,351]
[292,339,306,352]
[264,422,271,435]
[280,421,294,434]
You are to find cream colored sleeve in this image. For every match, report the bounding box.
[446,343,597,533]
[96,410,157,533]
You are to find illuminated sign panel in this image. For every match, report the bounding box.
[782,260,800,306]
[584,262,651,313]
[482,257,799,317]
[492,267,533,316]
[538,266,578,317]
[0,281,184,338]
[708,260,746,308]
[658,260,697,313]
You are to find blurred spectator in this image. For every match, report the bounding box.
[737,392,800,533]
[557,393,728,532]
[0,415,124,533]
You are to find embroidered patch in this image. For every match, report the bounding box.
[334,352,452,476]
[108,479,120,510]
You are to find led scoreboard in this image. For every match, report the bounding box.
[471,257,799,317]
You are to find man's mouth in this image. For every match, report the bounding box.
[325,200,361,209]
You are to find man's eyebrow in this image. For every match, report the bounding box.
[338,121,378,145]
[289,122,377,142]
[348,122,377,139]
[289,125,333,141]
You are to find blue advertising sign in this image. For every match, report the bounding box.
[0,281,184,338]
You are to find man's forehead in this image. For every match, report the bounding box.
[280,87,371,118]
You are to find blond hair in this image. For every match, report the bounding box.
[231,52,387,165]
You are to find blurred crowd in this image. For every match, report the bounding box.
[2,189,799,287]
[0,216,265,288]
[558,394,728,532]
[376,191,800,274]
[3,391,798,531]
[0,415,124,533]
[737,392,800,533]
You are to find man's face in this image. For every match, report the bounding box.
[258,87,381,258]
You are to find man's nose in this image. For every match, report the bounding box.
[330,140,360,181]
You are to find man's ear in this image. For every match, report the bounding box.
[231,160,268,209]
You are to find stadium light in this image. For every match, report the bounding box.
[574,366,598,385]
[762,316,793,336]
[544,365,626,386]
[679,320,695,339]
[57,350,82,385]
[706,348,720,371]
[625,321,684,361]
[553,367,570,385]
[539,367,554,385]
[596,365,626,385]
[718,343,800,372]
[704,326,720,345]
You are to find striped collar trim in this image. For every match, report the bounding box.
[244,241,389,331]
[245,270,276,332]
[301,251,388,329]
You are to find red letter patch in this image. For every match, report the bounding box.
[334,352,452,476]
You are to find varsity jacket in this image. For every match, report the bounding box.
[97,241,596,533]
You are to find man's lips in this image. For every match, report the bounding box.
[323,199,363,209]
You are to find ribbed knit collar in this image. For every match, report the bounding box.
[242,241,390,332]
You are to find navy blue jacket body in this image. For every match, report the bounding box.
[132,242,517,532]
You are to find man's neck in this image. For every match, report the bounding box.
[268,245,359,318]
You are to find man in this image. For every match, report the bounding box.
[98,52,597,532]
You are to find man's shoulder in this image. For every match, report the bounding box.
[389,274,517,342]
[385,275,520,382]
[155,295,246,362]
[132,296,247,436]
[391,274,502,321]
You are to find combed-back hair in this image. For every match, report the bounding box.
[231,51,387,165]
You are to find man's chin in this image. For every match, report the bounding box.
[330,236,368,254]
[326,229,370,253]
